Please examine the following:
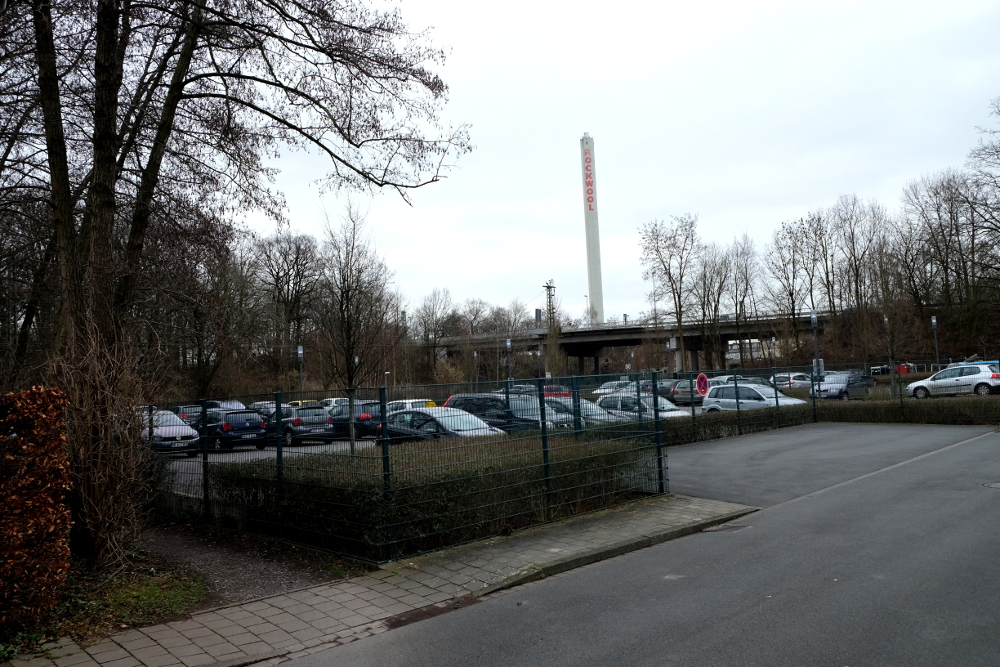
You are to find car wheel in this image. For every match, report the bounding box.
[211,437,223,451]
[840,393,850,401]
[974,383,992,396]
[185,449,199,457]
[255,442,267,450]
[914,387,929,400]
[284,431,294,447]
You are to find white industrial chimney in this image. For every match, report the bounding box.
[580,133,605,324]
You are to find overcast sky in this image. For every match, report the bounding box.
[244,0,1000,323]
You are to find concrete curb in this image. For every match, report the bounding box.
[472,506,759,597]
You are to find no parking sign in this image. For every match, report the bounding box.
[696,373,709,396]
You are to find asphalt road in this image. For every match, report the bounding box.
[289,423,1000,667]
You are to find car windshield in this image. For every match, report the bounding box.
[753,387,785,399]
[641,396,677,410]
[573,399,608,417]
[436,413,490,432]
[150,413,185,427]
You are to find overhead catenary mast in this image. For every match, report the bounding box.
[580,133,605,324]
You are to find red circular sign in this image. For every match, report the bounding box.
[696,373,710,396]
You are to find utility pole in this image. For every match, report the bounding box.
[931,316,940,371]
[544,280,557,330]
[297,345,304,400]
[401,310,410,386]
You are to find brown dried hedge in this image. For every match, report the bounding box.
[0,387,72,628]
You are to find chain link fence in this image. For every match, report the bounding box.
[147,364,993,562]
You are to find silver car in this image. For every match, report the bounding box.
[771,373,813,389]
[595,392,688,420]
[906,364,1000,398]
[702,385,806,411]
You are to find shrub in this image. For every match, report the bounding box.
[0,387,72,629]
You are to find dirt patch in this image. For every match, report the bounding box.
[139,522,374,610]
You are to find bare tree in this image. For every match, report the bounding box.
[313,206,399,453]
[641,215,700,371]
[413,288,454,380]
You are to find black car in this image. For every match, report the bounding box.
[193,409,267,451]
[379,407,502,444]
[263,406,335,447]
[328,401,386,438]
[441,393,542,432]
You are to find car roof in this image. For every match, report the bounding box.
[411,407,472,417]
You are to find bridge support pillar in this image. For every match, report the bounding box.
[577,355,585,375]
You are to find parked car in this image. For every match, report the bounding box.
[379,407,503,443]
[771,373,813,389]
[548,397,626,426]
[491,384,539,396]
[810,374,869,400]
[542,385,573,397]
[642,379,682,395]
[288,400,322,408]
[248,401,294,418]
[386,398,437,412]
[319,397,349,408]
[192,409,267,450]
[664,379,704,406]
[205,399,246,411]
[906,364,1000,399]
[441,394,542,432]
[170,404,205,425]
[327,401,386,438]
[264,406,335,446]
[836,369,876,387]
[507,395,574,428]
[595,393,688,420]
[593,381,632,395]
[141,410,200,455]
[702,385,806,411]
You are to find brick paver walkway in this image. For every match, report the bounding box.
[6,495,754,667]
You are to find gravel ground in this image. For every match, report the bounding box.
[138,523,373,610]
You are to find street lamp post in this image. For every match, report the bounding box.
[505,339,512,380]
[931,316,940,371]
[584,295,589,326]
[810,311,820,375]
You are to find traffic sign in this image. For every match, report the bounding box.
[696,373,710,396]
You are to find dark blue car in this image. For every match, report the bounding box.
[193,409,267,451]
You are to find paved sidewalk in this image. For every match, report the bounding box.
[5,495,754,667]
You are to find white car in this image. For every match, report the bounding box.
[593,381,633,395]
[386,398,437,412]
[595,392,689,420]
[319,397,349,408]
[702,385,806,411]
[906,364,1000,398]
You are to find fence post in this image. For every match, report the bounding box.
[536,379,553,518]
[378,386,394,560]
[274,391,284,481]
[651,371,666,494]
[200,399,209,518]
[689,371,698,442]
[571,376,582,438]
[734,375,743,436]
[772,364,780,426]
[810,368,818,423]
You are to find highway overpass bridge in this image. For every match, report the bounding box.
[439,311,824,374]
